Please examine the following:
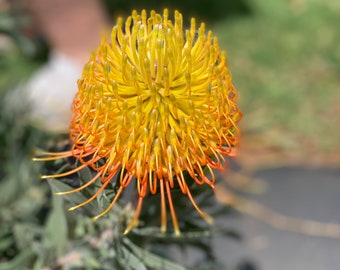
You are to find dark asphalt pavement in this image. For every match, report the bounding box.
[214,167,340,270]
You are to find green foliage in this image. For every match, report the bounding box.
[214,0,340,153]
[2,0,337,268]
[1,144,235,269]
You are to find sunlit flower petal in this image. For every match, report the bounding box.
[35,9,242,236]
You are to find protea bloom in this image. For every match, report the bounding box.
[35,9,241,236]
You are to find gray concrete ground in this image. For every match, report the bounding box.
[214,167,340,270]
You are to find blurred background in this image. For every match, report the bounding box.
[0,0,339,269]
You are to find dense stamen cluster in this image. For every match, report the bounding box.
[35,9,241,236]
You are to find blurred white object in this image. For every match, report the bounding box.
[25,51,82,132]
[5,51,82,133]
[4,0,109,133]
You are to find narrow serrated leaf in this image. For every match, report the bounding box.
[121,246,147,270]
[123,238,187,270]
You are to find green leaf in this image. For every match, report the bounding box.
[84,254,102,269]
[13,223,41,250]
[117,246,147,270]
[43,193,67,257]
[0,237,13,253]
[0,249,34,270]
[131,227,228,242]
[123,238,187,270]
[78,166,95,185]
[0,178,18,205]
[97,191,112,213]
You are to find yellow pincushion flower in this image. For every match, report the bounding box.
[36,9,241,236]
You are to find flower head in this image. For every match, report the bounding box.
[36,9,241,235]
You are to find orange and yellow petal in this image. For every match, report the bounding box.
[36,9,242,235]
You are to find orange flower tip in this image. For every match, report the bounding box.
[55,192,64,196]
[68,206,78,212]
[40,175,48,180]
[123,221,139,235]
[91,216,100,222]
[160,225,167,234]
[174,229,181,237]
[202,213,215,225]
[123,228,131,235]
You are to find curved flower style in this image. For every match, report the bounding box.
[36,9,241,235]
